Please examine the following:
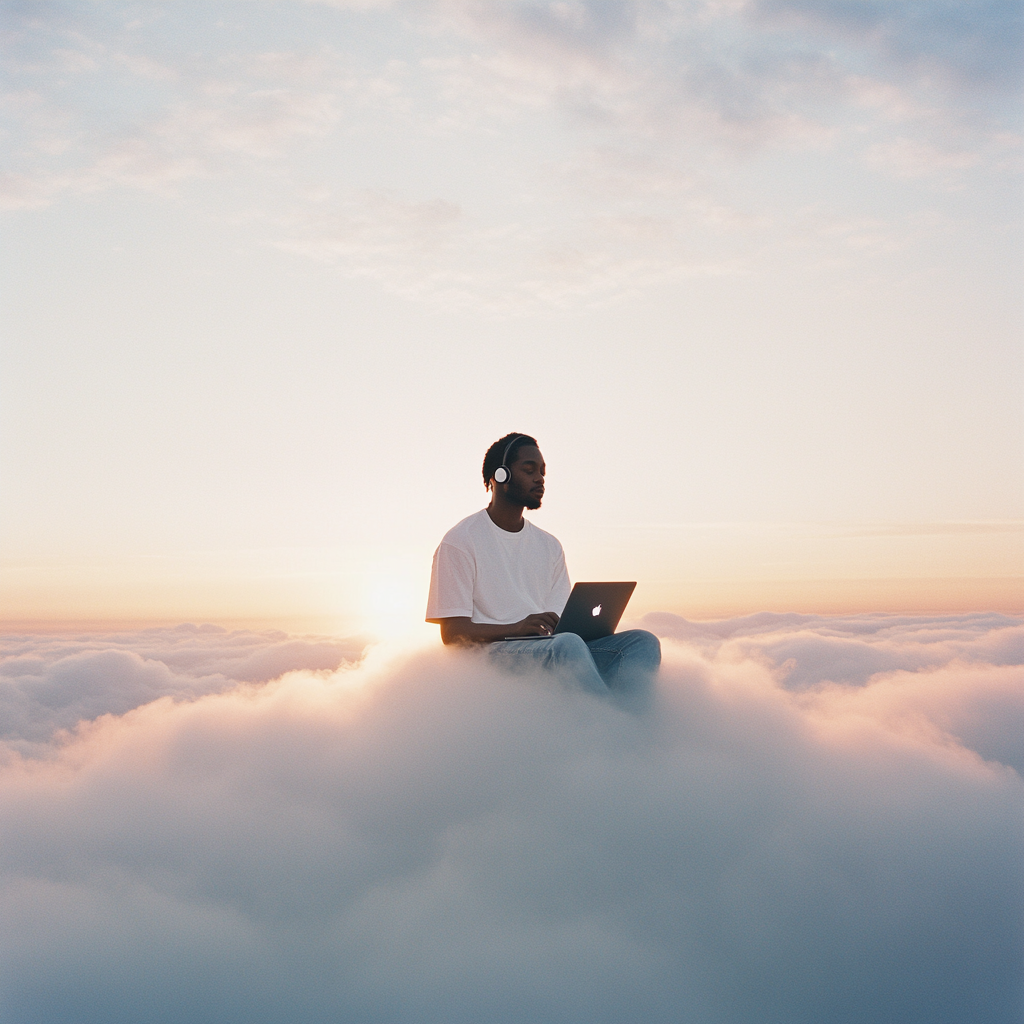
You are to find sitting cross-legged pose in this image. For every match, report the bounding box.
[425,432,661,697]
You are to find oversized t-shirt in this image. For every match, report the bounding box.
[425,509,571,625]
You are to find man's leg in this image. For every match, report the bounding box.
[585,629,661,693]
[489,633,609,694]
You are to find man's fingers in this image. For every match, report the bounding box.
[519,613,559,635]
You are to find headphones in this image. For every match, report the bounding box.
[493,434,530,485]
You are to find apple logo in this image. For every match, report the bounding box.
[591,604,602,617]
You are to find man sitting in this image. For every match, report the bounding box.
[426,432,661,696]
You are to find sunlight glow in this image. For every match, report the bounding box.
[363,569,422,639]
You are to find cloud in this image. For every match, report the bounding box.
[842,520,1024,536]
[1,3,348,208]
[748,0,1024,89]
[644,609,1024,676]
[0,624,366,755]
[270,178,746,309]
[431,0,1021,144]
[643,611,1024,768]
[1,0,1018,307]
[0,614,1020,1022]
[0,81,342,207]
[5,0,1016,194]
[447,0,1024,93]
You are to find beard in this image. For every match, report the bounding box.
[507,480,542,510]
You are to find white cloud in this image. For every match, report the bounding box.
[746,0,1024,89]
[644,611,1024,770]
[2,0,1017,306]
[0,624,366,754]
[274,194,747,308]
[158,87,341,157]
[0,171,57,211]
[863,134,1019,182]
[0,614,1020,1021]
[426,0,1021,148]
[0,81,344,206]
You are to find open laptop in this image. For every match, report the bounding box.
[503,582,636,643]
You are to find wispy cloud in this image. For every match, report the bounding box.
[748,0,1024,89]
[0,56,344,208]
[432,0,1022,146]
[269,179,747,308]
[1,0,1019,306]
[0,614,1020,1021]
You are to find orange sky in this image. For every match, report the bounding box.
[3,521,1019,636]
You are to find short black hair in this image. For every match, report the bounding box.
[482,432,538,489]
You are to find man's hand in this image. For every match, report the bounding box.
[437,613,559,646]
[508,612,559,637]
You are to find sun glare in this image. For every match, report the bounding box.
[364,571,423,640]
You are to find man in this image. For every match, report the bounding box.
[426,432,661,696]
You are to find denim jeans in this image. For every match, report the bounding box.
[489,629,661,698]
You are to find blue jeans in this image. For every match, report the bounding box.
[489,629,661,699]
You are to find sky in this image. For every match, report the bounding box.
[0,614,1021,1021]
[2,9,1023,1015]
[2,0,1023,630]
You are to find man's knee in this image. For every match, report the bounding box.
[638,629,662,666]
[620,629,662,668]
[548,632,591,661]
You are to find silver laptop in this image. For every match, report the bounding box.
[503,582,636,643]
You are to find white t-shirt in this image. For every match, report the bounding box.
[426,509,571,625]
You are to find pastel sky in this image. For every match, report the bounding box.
[2,0,1022,630]
[2,9,1023,1014]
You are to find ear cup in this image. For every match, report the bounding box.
[492,433,528,488]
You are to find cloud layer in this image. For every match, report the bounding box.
[0,613,1020,1022]
[0,624,366,755]
[2,0,1019,306]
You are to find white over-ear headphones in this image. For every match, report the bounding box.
[493,434,529,485]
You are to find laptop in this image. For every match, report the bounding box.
[503,582,636,643]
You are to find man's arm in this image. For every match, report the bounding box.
[438,612,560,646]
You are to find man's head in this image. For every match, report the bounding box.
[483,432,545,510]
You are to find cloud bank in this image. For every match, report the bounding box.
[0,624,366,755]
[0,613,1020,1022]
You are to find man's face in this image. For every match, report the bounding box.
[504,445,546,510]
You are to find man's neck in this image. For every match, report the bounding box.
[485,500,525,533]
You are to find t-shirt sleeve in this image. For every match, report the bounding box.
[550,546,571,615]
[425,541,476,622]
